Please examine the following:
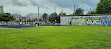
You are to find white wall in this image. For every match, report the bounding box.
[60,15,111,26]
[60,16,72,25]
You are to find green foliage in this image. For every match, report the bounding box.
[39,18,43,21]
[87,10,97,15]
[43,13,48,21]
[27,19,33,22]
[75,8,84,15]
[101,0,111,2]
[0,13,15,21]
[96,0,111,14]
[49,12,58,22]
[51,12,58,17]
[0,26,111,49]
[59,12,66,16]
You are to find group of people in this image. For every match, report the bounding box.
[35,23,40,26]
[0,21,40,27]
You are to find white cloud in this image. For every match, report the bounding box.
[0,0,100,16]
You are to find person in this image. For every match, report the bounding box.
[38,23,39,26]
[70,21,71,25]
[35,23,39,26]
[19,22,22,25]
[35,23,38,26]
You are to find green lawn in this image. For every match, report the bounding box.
[0,26,111,49]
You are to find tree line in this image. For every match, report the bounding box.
[42,0,111,22]
[88,0,111,15]
[0,13,15,21]
[1,0,111,22]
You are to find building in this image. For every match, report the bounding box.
[0,6,3,13]
[20,17,26,22]
[26,13,42,20]
[11,13,22,20]
[60,15,111,26]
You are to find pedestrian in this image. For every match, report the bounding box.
[38,23,39,26]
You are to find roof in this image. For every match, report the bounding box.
[61,14,111,17]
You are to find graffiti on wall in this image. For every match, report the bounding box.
[71,16,111,26]
[101,18,111,26]
[71,18,86,25]
[71,19,102,25]
[86,20,101,25]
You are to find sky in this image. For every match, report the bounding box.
[0,0,100,16]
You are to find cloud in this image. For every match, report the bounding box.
[0,0,100,16]
[29,0,38,6]
[11,0,27,6]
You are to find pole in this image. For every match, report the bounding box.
[55,6,56,13]
[90,8,91,15]
[74,4,75,15]
[38,6,39,22]
[62,9,63,13]
[82,0,84,15]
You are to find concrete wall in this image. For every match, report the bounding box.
[60,15,111,26]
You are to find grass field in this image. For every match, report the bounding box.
[0,26,111,49]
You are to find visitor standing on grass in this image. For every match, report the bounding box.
[35,23,39,26]
[70,21,71,25]
[38,23,39,26]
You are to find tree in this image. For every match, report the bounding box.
[0,13,15,21]
[101,0,104,2]
[100,0,111,2]
[96,0,111,14]
[49,12,58,22]
[86,10,97,15]
[39,18,43,21]
[75,8,84,15]
[43,13,48,21]
[63,13,66,16]
[59,12,66,16]
[51,12,58,17]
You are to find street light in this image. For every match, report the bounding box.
[38,6,39,22]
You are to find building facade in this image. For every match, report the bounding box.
[60,15,111,26]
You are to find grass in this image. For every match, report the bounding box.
[0,26,111,49]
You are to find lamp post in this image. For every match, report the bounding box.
[73,3,75,15]
[38,6,39,22]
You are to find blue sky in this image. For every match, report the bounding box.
[0,0,100,16]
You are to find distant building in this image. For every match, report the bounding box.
[11,13,22,20]
[0,6,3,13]
[26,13,42,20]
[20,17,26,22]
